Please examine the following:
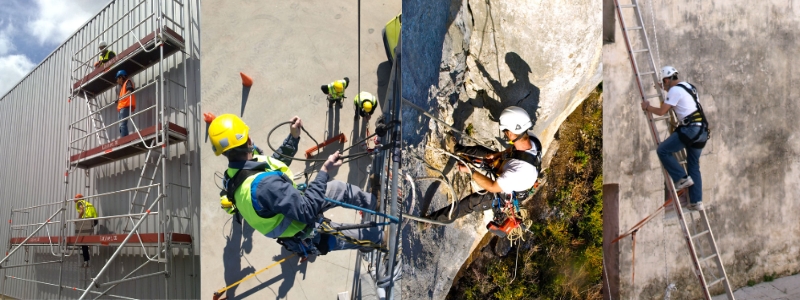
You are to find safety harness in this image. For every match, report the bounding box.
[221,161,333,257]
[674,82,710,149]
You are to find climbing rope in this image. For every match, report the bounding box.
[266,121,382,164]
[648,0,662,72]
[212,253,296,300]
[506,209,532,245]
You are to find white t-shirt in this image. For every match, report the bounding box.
[496,140,539,194]
[665,82,698,120]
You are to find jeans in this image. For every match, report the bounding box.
[320,180,383,251]
[657,126,707,204]
[119,107,131,138]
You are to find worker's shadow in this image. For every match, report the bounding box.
[450,52,540,152]
[222,217,255,299]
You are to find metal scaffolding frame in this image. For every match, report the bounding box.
[0,1,196,299]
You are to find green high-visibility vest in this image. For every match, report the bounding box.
[75,200,98,219]
[228,155,306,238]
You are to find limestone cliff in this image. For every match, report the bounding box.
[401,0,601,298]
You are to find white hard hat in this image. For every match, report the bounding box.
[498,106,532,135]
[661,66,678,79]
[98,41,107,49]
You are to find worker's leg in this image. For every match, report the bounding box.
[656,131,688,183]
[454,144,494,157]
[119,107,131,137]
[81,246,90,262]
[682,127,706,204]
[426,192,495,221]
[322,180,375,213]
[319,221,384,252]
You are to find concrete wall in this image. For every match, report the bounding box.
[200,1,400,299]
[0,0,201,298]
[603,1,800,298]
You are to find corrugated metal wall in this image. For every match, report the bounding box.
[0,0,201,298]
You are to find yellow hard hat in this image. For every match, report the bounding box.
[333,80,345,93]
[208,114,249,156]
[220,196,236,214]
[362,101,373,113]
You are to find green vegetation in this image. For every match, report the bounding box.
[449,84,604,300]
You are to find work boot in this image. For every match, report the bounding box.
[82,261,90,268]
[674,176,694,190]
[686,201,704,211]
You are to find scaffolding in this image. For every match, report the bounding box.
[0,1,196,299]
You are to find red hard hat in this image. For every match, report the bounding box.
[75,193,84,199]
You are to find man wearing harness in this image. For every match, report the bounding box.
[209,114,384,258]
[641,66,709,211]
[426,106,541,222]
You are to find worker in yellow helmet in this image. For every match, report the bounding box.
[74,193,98,268]
[209,114,384,259]
[321,77,350,106]
[354,91,378,119]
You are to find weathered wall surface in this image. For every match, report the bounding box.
[401,0,601,299]
[200,1,401,299]
[604,1,800,298]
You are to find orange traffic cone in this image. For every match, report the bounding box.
[240,72,253,87]
[203,112,217,124]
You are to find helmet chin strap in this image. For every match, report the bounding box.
[504,127,531,145]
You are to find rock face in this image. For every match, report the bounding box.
[604,1,800,299]
[401,0,601,299]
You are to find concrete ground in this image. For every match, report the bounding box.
[200,1,401,299]
[712,274,800,300]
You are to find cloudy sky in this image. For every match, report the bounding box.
[0,0,110,96]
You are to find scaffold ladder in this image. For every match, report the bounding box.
[83,92,111,146]
[613,0,734,299]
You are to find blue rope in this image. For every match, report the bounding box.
[323,197,400,223]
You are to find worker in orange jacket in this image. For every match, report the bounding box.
[115,70,136,138]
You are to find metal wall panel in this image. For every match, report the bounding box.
[0,0,201,298]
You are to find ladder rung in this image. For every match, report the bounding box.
[707,277,725,287]
[700,253,718,263]
[618,4,636,8]
[637,71,655,76]
[626,26,643,31]
[141,176,155,181]
[653,115,670,121]
[632,48,650,53]
[645,94,660,99]
[692,230,710,239]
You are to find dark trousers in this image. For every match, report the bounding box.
[427,192,495,221]
[82,246,90,262]
[425,144,499,221]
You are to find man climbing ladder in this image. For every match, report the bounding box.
[641,66,709,211]
[209,114,384,258]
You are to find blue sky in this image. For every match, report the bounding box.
[0,0,110,96]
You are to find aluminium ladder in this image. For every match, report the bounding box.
[612,0,734,299]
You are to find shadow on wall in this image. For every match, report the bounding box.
[452,52,541,143]
[222,217,309,299]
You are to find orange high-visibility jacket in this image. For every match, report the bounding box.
[117,79,136,111]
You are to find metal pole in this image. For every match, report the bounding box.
[0,209,64,267]
[77,196,163,299]
[384,37,402,298]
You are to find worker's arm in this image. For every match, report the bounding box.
[471,170,504,193]
[77,203,85,219]
[255,175,325,225]
[457,164,504,193]
[271,116,302,166]
[254,152,341,225]
[641,101,672,116]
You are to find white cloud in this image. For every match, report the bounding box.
[0,22,14,55]
[0,54,35,96]
[28,0,109,45]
